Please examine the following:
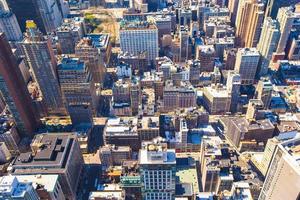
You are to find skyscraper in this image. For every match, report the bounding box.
[75,37,105,84]
[6,0,63,33]
[120,20,158,63]
[228,0,239,26]
[226,71,241,113]
[276,6,300,54]
[58,56,98,125]
[21,21,65,115]
[0,33,40,136]
[139,141,176,200]
[255,77,273,109]
[5,0,46,33]
[259,137,300,200]
[235,0,264,47]
[265,0,300,19]
[0,10,22,41]
[257,17,280,76]
[234,48,260,85]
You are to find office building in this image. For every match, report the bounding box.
[255,77,273,109]
[6,0,63,33]
[86,33,111,64]
[57,17,86,54]
[235,0,264,47]
[5,0,46,33]
[100,145,132,168]
[179,27,190,62]
[137,116,160,142]
[276,6,300,54]
[0,142,10,163]
[245,99,265,121]
[0,33,40,136]
[21,21,65,115]
[259,137,300,200]
[139,141,176,200]
[0,111,20,156]
[196,45,216,72]
[0,10,22,41]
[234,48,260,85]
[15,174,65,200]
[226,71,241,113]
[200,136,236,193]
[163,81,196,112]
[224,116,274,149]
[120,20,158,63]
[130,78,141,115]
[223,48,237,70]
[228,0,239,26]
[104,117,140,151]
[257,17,280,76]
[58,57,97,125]
[265,0,300,19]
[113,79,131,103]
[75,37,105,84]
[0,175,39,200]
[11,133,84,200]
[203,84,231,114]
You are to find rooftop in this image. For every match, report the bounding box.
[12,133,76,173]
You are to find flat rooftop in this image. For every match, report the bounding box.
[12,133,76,173]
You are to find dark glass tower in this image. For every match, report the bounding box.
[0,33,41,136]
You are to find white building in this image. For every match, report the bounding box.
[139,141,176,200]
[15,174,65,200]
[120,21,158,63]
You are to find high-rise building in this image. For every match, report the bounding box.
[228,0,239,26]
[21,21,65,115]
[75,37,105,84]
[58,57,97,125]
[0,10,22,41]
[265,0,300,19]
[57,17,86,54]
[139,141,176,200]
[226,71,241,113]
[234,48,260,85]
[0,33,40,136]
[255,77,273,109]
[130,78,141,115]
[120,20,158,63]
[179,27,190,62]
[257,17,280,76]
[235,0,264,47]
[259,137,300,200]
[6,0,63,33]
[276,6,300,54]
[196,45,216,72]
[11,133,84,200]
[0,142,11,163]
[35,0,62,33]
